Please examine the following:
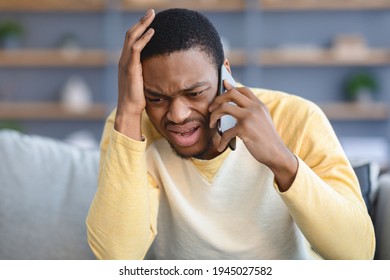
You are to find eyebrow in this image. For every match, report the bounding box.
[144,81,209,97]
[144,88,167,98]
[181,82,209,92]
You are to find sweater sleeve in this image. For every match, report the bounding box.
[86,112,159,260]
[275,99,375,260]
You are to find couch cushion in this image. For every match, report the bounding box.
[351,161,380,214]
[0,130,99,259]
[374,174,390,259]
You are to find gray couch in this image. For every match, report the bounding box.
[0,130,97,259]
[0,129,389,259]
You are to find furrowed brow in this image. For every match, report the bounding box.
[144,87,166,98]
[181,82,208,92]
[144,81,209,97]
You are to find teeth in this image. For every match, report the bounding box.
[177,128,195,136]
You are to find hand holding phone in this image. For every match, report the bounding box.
[217,65,237,150]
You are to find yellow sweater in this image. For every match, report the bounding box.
[86,88,375,260]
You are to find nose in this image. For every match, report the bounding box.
[166,97,191,124]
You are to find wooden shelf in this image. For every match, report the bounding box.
[120,0,245,11]
[0,49,247,68]
[260,0,390,11]
[259,49,390,66]
[0,102,107,120]
[226,49,247,67]
[0,0,107,12]
[0,49,109,68]
[319,102,389,121]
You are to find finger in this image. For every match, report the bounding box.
[223,84,263,106]
[209,103,245,129]
[235,86,263,105]
[129,28,155,64]
[128,9,155,42]
[209,88,252,113]
[122,9,155,52]
[217,126,238,152]
[223,79,234,91]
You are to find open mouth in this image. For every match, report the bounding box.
[174,127,198,136]
[167,125,201,147]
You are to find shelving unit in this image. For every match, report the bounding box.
[0,1,111,139]
[258,0,390,166]
[0,0,251,138]
[1,0,389,148]
[260,0,390,11]
[0,49,110,122]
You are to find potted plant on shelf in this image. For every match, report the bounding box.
[0,20,25,49]
[344,72,379,102]
[0,121,24,132]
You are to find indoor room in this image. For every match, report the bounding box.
[0,0,389,274]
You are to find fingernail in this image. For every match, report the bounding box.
[146,9,154,18]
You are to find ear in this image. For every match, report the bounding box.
[223,59,232,74]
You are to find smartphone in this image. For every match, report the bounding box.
[217,65,237,150]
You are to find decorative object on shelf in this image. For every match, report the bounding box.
[60,75,93,114]
[0,20,25,49]
[344,71,379,102]
[57,33,81,58]
[331,34,369,60]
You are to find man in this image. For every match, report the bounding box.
[86,8,375,260]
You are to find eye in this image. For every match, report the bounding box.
[187,90,205,98]
[146,97,167,104]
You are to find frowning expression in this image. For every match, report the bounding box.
[142,48,223,160]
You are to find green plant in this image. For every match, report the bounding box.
[0,20,25,39]
[0,121,24,132]
[344,72,378,101]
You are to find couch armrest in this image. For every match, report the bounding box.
[373,174,390,259]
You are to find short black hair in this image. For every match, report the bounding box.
[141,8,224,71]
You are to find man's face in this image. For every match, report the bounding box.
[142,49,222,160]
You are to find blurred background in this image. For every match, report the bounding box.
[0,0,390,168]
